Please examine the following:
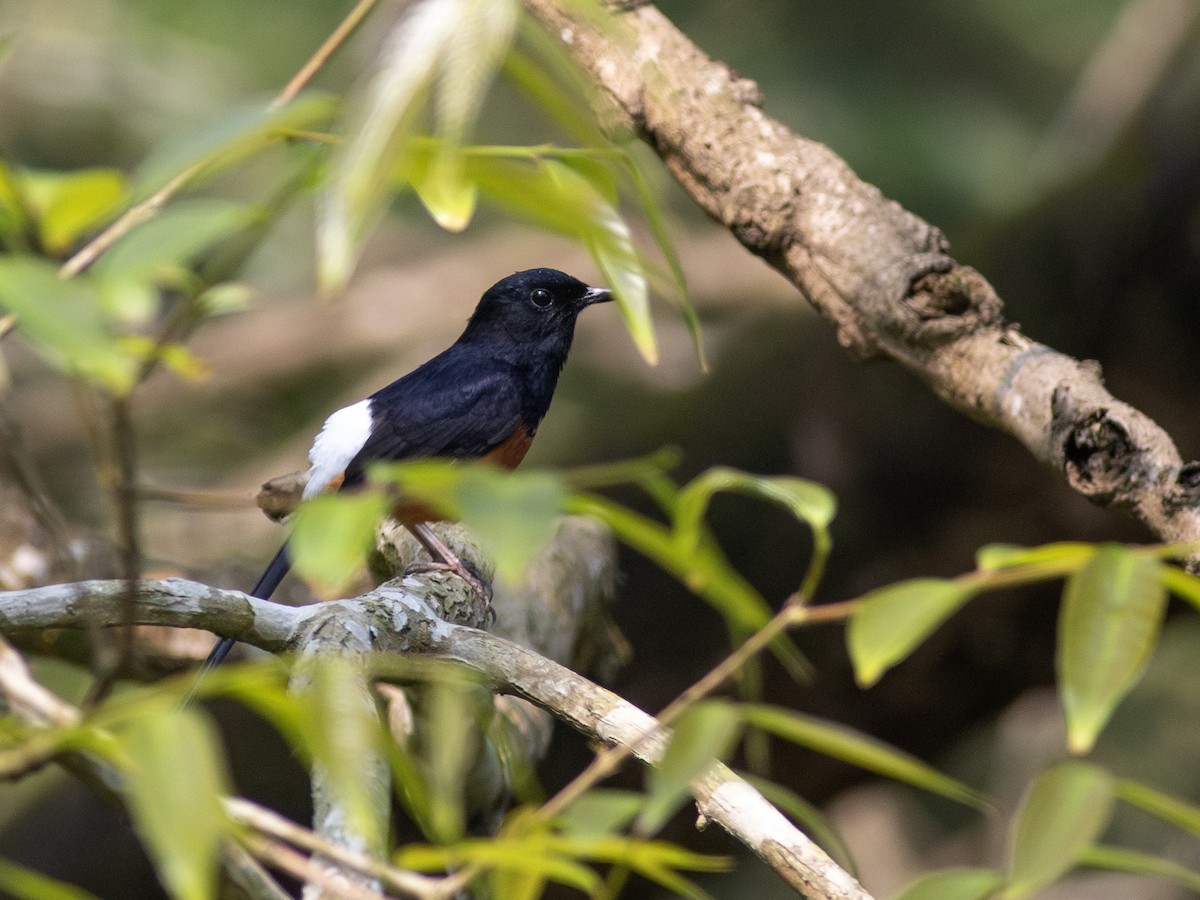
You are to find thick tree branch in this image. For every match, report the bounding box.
[524,0,1200,567]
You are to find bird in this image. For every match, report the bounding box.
[193,267,612,681]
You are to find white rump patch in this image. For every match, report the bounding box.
[304,399,374,498]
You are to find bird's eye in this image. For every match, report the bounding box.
[530,288,553,309]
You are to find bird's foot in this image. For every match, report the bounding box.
[404,558,495,626]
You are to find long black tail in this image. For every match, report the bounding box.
[182,542,291,706]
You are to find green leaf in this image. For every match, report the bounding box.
[1057,544,1167,754]
[397,836,601,893]
[18,167,126,255]
[559,790,644,837]
[0,858,98,900]
[638,701,743,835]
[301,658,387,851]
[92,199,254,326]
[1116,778,1200,838]
[134,93,336,197]
[375,460,567,585]
[289,491,388,594]
[0,256,137,393]
[118,709,229,900]
[895,868,1003,900]
[674,467,835,595]
[0,158,34,252]
[453,467,565,585]
[848,578,977,687]
[742,704,985,808]
[976,542,1094,572]
[1004,760,1114,898]
[470,154,658,364]
[1079,845,1200,893]
[1160,564,1200,613]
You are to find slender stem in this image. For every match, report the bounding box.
[239,834,393,900]
[59,0,381,279]
[273,0,381,109]
[83,397,142,707]
[226,798,441,898]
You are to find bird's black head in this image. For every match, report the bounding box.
[462,268,612,352]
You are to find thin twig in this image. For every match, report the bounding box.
[82,396,142,707]
[58,0,380,279]
[273,0,382,109]
[239,833,393,900]
[226,798,442,898]
[219,840,294,900]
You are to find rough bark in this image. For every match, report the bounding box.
[524,0,1200,566]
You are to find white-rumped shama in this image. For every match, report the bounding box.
[199,267,611,673]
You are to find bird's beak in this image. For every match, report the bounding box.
[581,286,613,307]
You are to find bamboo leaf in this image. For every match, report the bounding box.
[1005,760,1114,897]
[674,467,835,565]
[373,460,567,586]
[848,578,977,687]
[1116,778,1200,838]
[896,868,1003,900]
[743,704,985,808]
[0,256,137,393]
[559,790,644,837]
[1058,545,1167,754]
[289,491,388,595]
[17,167,126,255]
[0,858,98,900]
[1079,845,1200,893]
[134,93,335,197]
[119,710,229,900]
[976,542,1094,572]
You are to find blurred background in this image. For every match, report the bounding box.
[2,0,1200,896]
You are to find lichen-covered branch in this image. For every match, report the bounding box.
[524,0,1200,567]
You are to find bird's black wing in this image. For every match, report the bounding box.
[341,355,524,487]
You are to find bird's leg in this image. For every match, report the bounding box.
[405,521,494,623]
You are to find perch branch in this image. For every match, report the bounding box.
[1,574,870,899]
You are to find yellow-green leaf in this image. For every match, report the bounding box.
[559,790,643,837]
[119,710,229,900]
[1005,760,1114,898]
[674,467,835,571]
[1079,845,1200,894]
[134,93,336,197]
[743,704,985,808]
[0,858,98,900]
[373,460,566,586]
[848,578,976,687]
[976,542,1094,572]
[0,256,137,393]
[1116,778,1200,838]
[18,167,126,255]
[896,868,1003,900]
[1057,544,1166,754]
[289,491,388,594]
